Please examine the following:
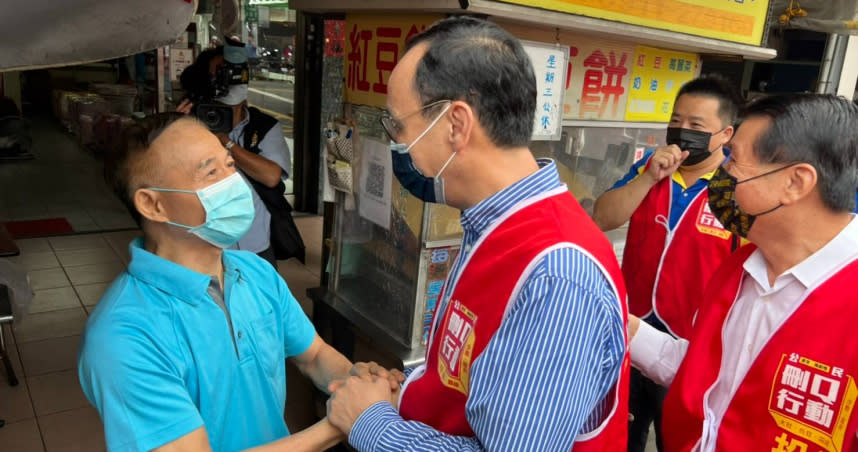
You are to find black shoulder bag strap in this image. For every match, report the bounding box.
[242,107,305,262]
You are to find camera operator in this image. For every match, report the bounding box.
[177,36,291,267]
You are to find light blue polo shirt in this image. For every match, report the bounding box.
[78,238,316,452]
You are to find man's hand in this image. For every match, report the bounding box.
[646,145,689,182]
[328,376,396,436]
[328,361,404,393]
[628,314,641,340]
[176,99,194,115]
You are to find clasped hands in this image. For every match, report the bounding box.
[326,362,405,437]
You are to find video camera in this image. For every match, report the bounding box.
[183,37,250,134]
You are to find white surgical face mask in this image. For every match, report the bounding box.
[216,84,249,106]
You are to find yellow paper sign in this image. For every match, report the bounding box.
[344,14,442,108]
[492,0,770,46]
[624,46,699,123]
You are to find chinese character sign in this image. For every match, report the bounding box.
[768,354,858,452]
[563,39,634,121]
[625,46,699,123]
[522,41,568,141]
[438,300,477,394]
[490,0,771,46]
[344,14,442,108]
[695,201,730,240]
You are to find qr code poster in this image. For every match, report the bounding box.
[358,138,393,230]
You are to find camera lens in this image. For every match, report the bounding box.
[203,110,223,129]
[195,104,233,134]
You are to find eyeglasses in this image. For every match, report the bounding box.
[380,100,451,142]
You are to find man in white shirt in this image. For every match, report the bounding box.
[628,94,858,452]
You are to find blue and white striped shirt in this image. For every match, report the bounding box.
[349,159,626,452]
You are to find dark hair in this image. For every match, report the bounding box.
[676,75,743,127]
[103,113,192,226]
[741,94,858,212]
[406,16,536,148]
[179,47,224,101]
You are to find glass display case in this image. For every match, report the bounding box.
[531,123,668,264]
[324,109,667,364]
[323,104,463,365]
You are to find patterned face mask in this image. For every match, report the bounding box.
[707,164,795,238]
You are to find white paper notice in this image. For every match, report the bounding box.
[169,48,194,82]
[522,40,569,141]
[358,138,392,230]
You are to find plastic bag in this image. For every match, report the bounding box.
[0,260,35,324]
[324,119,358,194]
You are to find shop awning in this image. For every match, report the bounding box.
[0,0,198,71]
[290,0,778,60]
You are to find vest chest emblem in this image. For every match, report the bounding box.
[438,300,477,395]
[768,353,857,452]
[695,200,730,240]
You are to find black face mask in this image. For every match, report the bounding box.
[666,127,714,166]
[707,165,794,238]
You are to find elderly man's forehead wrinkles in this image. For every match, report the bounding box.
[195,148,230,176]
[150,121,210,173]
[198,157,217,171]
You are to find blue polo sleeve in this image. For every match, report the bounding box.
[608,150,654,191]
[275,276,317,358]
[78,318,204,451]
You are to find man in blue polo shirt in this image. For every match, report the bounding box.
[593,76,743,452]
[78,114,353,451]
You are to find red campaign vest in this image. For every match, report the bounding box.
[398,187,630,451]
[623,168,734,339]
[663,245,858,452]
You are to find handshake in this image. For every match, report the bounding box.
[322,361,406,444]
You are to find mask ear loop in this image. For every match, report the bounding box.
[709,126,732,153]
[748,203,783,217]
[405,103,452,153]
[736,162,799,185]
[435,150,457,179]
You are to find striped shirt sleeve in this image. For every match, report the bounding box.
[348,247,626,452]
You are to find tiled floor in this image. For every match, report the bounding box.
[0,217,325,451]
[0,116,137,232]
